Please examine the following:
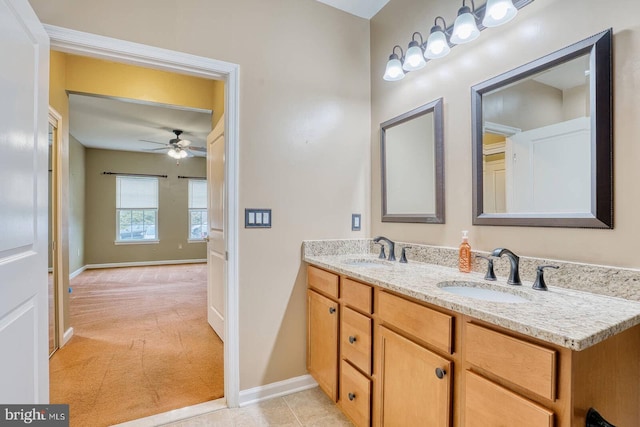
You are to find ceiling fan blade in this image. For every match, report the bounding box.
[143,147,169,151]
[187,146,206,152]
[179,139,192,147]
[140,139,168,146]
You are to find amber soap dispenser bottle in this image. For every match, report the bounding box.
[459,230,471,273]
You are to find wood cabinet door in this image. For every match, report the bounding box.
[307,289,339,401]
[375,326,452,427]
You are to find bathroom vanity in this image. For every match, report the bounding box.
[304,241,640,427]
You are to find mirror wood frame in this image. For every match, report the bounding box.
[471,29,612,228]
[381,98,445,223]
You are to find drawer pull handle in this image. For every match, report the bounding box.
[348,392,356,401]
[329,307,336,314]
[348,336,357,344]
[435,368,446,379]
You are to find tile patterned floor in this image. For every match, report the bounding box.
[161,388,353,427]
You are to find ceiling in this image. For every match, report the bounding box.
[315,0,389,19]
[68,94,212,158]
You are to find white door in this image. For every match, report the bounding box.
[0,0,50,403]
[506,117,591,213]
[207,114,226,341]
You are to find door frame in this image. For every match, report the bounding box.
[48,106,65,354]
[44,24,241,408]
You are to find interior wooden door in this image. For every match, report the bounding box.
[207,114,225,340]
[375,326,452,427]
[0,0,50,403]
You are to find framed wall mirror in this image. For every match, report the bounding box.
[471,29,612,228]
[381,98,445,223]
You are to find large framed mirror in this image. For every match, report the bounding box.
[381,98,445,223]
[471,29,612,228]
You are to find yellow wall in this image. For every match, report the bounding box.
[31,0,371,391]
[370,0,640,268]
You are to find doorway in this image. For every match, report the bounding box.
[46,25,240,413]
[48,106,63,357]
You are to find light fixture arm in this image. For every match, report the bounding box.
[433,16,449,35]
[391,44,404,60]
[462,0,479,19]
[411,31,425,48]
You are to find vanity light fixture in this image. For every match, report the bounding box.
[483,0,517,27]
[425,17,451,59]
[451,0,480,44]
[382,0,533,81]
[383,45,406,81]
[403,32,427,71]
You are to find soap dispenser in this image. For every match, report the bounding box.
[459,230,471,273]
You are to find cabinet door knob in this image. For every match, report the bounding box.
[348,392,356,401]
[435,367,446,379]
[328,307,336,314]
[348,336,357,344]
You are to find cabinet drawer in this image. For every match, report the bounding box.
[465,322,557,400]
[340,360,371,427]
[308,265,339,299]
[465,371,554,427]
[342,278,373,314]
[341,306,372,374]
[377,291,453,354]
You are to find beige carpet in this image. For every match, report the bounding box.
[49,264,224,427]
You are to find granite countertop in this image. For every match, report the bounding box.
[303,253,640,351]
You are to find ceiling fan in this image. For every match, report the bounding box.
[142,129,206,161]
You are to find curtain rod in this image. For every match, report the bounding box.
[102,172,168,178]
[177,175,206,180]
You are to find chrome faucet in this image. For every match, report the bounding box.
[373,236,396,261]
[492,248,522,285]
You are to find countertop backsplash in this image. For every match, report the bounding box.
[302,239,640,302]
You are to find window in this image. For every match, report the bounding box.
[116,176,158,242]
[189,179,207,240]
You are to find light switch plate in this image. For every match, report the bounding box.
[245,209,272,228]
[352,213,361,231]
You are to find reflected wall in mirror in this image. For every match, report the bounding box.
[381,98,444,223]
[472,29,612,228]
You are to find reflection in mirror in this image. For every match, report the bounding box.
[381,98,444,223]
[472,29,612,228]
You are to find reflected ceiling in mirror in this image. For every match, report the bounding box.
[471,29,612,228]
[381,98,444,223]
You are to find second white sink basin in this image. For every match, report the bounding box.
[438,281,529,303]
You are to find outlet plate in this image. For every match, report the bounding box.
[352,214,361,231]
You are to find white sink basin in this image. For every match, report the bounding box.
[342,259,391,268]
[438,281,529,303]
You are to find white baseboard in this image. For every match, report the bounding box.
[113,397,227,427]
[238,375,318,407]
[85,259,206,270]
[62,327,74,346]
[69,265,87,279]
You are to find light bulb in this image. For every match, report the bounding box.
[451,6,480,44]
[483,0,517,27]
[403,41,426,71]
[383,54,405,81]
[425,27,450,59]
[168,148,177,158]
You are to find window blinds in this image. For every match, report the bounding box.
[116,176,158,209]
[189,180,207,209]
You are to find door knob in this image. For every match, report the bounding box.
[348,393,356,401]
[435,368,446,379]
[204,236,210,242]
[348,336,357,344]
[329,307,336,314]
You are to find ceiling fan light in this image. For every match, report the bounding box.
[483,0,517,27]
[179,150,188,159]
[168,148,178,158]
